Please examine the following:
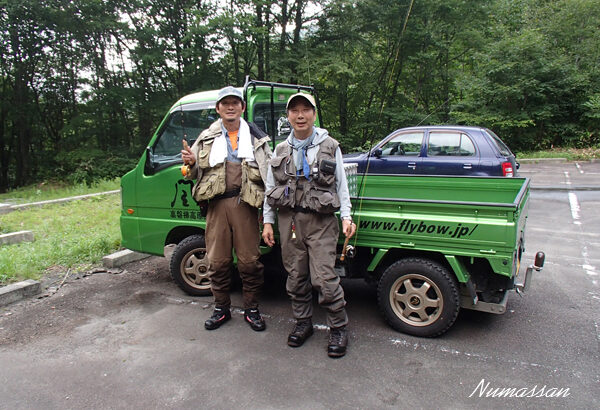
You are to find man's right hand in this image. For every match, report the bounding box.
[262,223,275,247]
[181,139,195,166]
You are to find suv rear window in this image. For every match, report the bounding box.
[427,132,475,157]
[484,129,512,157]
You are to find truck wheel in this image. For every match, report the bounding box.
[170,235,212,296]
[377,258,460,337]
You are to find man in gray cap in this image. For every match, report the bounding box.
[262,92,356,358]
[181,86,272,331]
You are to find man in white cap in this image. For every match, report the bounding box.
[262,92,356,358]
[181,86,272,331]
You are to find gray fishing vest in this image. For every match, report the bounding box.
[266,136,340,214]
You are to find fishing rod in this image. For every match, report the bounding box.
[347,0,415,254]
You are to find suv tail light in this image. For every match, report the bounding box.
[502,161,514,177]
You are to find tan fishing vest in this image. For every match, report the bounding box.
[266,136,340,214]
[191,126,270,208]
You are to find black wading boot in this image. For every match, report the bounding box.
[327,326,348,358]
[287,319,314,347]
[244,308,266,331]
[204,307,231,330]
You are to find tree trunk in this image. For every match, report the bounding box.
[0,81,10,191]
[279,0,289,52]
[338,78,349,138]
[256,1,265,80]
[290,0,305,82]
[265,4,271,79]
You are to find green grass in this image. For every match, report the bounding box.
[517,147,600,161]
[0,178,120,204]
[0,194,121,284]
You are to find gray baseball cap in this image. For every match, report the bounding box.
[216,86,243,104]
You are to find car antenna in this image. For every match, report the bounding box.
[415,96,453,126]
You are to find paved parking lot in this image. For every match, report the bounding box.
[1,161,599,409]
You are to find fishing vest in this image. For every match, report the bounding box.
[191,124,270,208]
[266,136,340,214]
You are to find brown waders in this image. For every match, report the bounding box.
[205,161,264,309]
[277,208,348,328]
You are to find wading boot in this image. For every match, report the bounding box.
[287,319,314,347]
[244,308,266,331]
[327,326,348,358]
[204,307,231,330]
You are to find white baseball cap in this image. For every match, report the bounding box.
[286,92,316,109]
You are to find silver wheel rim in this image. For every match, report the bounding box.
[389,273,443,327]
[180,247,210,290]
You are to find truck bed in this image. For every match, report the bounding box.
[347,175,530,278]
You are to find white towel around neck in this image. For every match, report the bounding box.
[209,118,255,167]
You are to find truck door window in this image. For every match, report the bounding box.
[428,132,475,156]
[380,132,423,156]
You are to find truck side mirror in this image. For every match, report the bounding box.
[372,148,382,158]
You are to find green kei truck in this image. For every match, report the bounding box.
[120,79,544,337]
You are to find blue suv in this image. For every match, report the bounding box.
[343,125,519,176]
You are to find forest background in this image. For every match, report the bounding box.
[1,0,599,192]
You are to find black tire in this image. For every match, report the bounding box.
[377,257,460,337]
[169,235,212,296]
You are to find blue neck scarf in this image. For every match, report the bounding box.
[291,131,315,179]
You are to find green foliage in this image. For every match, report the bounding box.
[517,147,600,161]
[0,178,120,204]
[1,0,599,190]
[51,149,137,185]
[0,194,121,283]
[449,0,597,151]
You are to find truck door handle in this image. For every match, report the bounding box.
[463,163,472,169]
[408,162,416,170]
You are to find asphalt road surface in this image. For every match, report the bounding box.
[1,161,599,409]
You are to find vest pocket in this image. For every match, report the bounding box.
[314,157,336,187]
[194,171,225,201]
[269,155,290,184]
[266,185,295,209]
[197,149,211,168]
[315,171,336,187]
[245,160,263,183]
[241,161,265,208]
[241,183,264,208]
[305,187,340,214]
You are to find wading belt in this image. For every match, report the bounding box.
[213,188,241,201]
